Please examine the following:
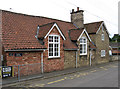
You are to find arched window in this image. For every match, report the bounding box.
[80,37,87,55]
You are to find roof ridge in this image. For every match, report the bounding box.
[39,22,55,27]
[69,28,84,31]
[84,21,103,25]
[1,9,72,24]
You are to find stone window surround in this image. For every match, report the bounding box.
[101,50,106,57]
[48,35,60,58]
[101,34,105,41]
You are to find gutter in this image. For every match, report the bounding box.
[5,48,47,52]
[64,49,79,51]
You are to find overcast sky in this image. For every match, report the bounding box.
[0,0,119,37]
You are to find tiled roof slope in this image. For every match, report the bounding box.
[69,29,84,41]
[2,10,77,50]
[38,22,55,38]
[89,42,96,49]
[109,42,120,48]
[84,21,103,34]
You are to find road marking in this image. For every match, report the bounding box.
[47,79,65,84]
[76,75,80,78]
[35,84,45,87]
[64,77,68,79]
[90,70,97,73]
[70,78,74,79]
[99,67,108,70]
[80,72,89,76]
[29,85,33,87]
[74,74,77,76]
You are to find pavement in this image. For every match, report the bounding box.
[1,61,118,87]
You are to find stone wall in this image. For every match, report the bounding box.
[89,25,109,64]
[71,9,84,28]
[64,51,76,69]
[77,32,90,67]
[91,50,97,66]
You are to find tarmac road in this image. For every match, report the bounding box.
[6,61,118,88]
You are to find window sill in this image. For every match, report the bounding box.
[80,54,87,56]
[48,57,61,59]
[101,56,105,58]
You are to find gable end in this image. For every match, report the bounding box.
[44,23,66,40]
[77,29,92,42]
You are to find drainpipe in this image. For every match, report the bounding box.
[75,50,78,68]
[41,52,44,74]
[90,49,92,66]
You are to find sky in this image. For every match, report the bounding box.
[0,0,119,37]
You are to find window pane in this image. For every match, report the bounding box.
[84,44,86,53]
[49,53,53,56]
[49,44,53,56]
[101,50,105,57]
[49,44,53,48]
[80,44,82,53]
[83,38,86,43]
[80,38,82,43]
[54,44,59,56]
[55,36,59,42]
[101,34,104,40]
[49,36,53,42]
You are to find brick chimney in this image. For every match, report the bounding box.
[71,7,84,29]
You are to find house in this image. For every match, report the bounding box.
[0,7,110,76]
[110,42,120,55]
[109,42,120,61]
[84,21,110,64]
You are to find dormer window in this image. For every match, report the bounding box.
[48,35,60,58]
[80,37,87,55]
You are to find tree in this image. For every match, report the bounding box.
[110,34,120,42]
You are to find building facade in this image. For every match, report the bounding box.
[0,7,110,76]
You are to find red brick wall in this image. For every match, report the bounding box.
[6,52,42,76]
[6,52,41,66]
[43,26,64,72]
[5,26,64,76]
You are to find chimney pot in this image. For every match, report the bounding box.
[72,9,74,13]
[77,7,79,11]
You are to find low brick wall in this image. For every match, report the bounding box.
[13,63,41,77]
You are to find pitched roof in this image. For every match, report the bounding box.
[89,42,96,49]
[63,40,78,50]
[2,10,77,51]
[84,21,103,34]
[38,22,55,38]
[69,29,84,41]
[2,10,104,51]
[109,42,120,48]
[112,50,120,54]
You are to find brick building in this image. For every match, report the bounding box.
[0,7,110,76]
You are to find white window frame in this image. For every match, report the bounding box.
[80,37,87,55]
[48,35,60,58]
[101,50,106,57]
[101,34,105,41]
